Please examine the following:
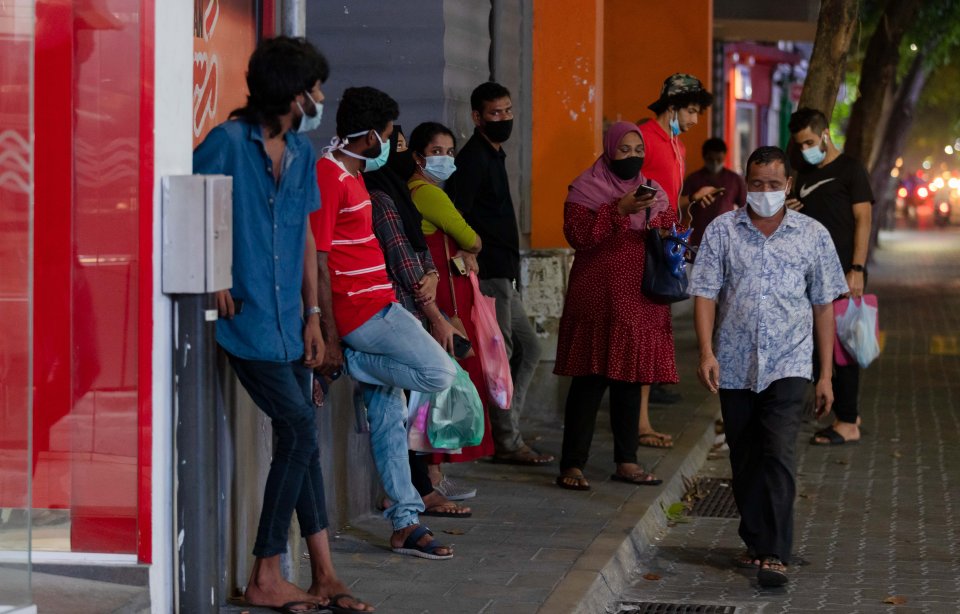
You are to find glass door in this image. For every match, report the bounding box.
[0,0,35,611]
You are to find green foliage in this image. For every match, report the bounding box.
[660,501,690,524]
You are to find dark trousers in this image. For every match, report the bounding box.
[408,451,434,497]
[719,377,807,563]
[228,355,328,557]
[813,351,860,424]
[560,375,641,470]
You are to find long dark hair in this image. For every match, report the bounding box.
[408,122,457,159]
[230,36,329,137]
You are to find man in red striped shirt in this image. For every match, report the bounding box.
[312,86,458,561]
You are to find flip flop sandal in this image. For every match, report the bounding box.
[392,526,453,560]
[555,475,591,491]
[610,472,663,486]
[735,551,760,568]
[757,557,789,587]
[272,601,329,614]
[809,426,859,446]
[492,447,555,465]
[422,505,472,518]
[326,593,373,614]
[637,433,674,449]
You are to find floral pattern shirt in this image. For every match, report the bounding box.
[689,208,848,392]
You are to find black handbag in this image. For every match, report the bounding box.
[641,208,692,304]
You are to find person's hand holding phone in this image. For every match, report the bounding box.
[692,186,725,208]
[618,185,656,216]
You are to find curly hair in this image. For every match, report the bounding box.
[407,122,457,157]
[335,86,400,140]
[652,89,714,115]
[230,36,329,137]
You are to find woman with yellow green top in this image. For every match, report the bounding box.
[407,121,494,466]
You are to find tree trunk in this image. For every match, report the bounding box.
[868,51,930,255]
[799,0,860,119]
[844,0,922,167]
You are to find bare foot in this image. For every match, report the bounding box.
[390,524,453,557]
[307,577,374,612]
[245,576,327,610]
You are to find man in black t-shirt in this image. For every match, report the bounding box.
[789,107,874,446]
[445,81,554,467]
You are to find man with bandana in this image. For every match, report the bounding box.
[445,82,555,467]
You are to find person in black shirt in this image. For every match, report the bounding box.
[789,107,874,446]
[445,82,554,466]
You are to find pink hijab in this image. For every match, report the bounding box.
[566,121,670,230]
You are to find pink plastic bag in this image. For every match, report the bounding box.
[833,294,879,367]
[468,272,514,409]
[406,391,462,454]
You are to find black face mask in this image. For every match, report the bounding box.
[610,156,644,180]
[482,118,513,143]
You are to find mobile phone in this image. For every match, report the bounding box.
[634,183,658,198]
[450,256,468,276]
[233,298,244,314]
[452,334,473,359]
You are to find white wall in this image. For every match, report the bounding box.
[150,1,194,612]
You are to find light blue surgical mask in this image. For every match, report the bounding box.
[364,132,390,172]
[802,136,827,166]
[423,155,457,182]
[296,93,323,133]
[334,129,391,171]
[669,111,680,136]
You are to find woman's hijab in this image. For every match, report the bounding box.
[566,120,670,230]
[363,125,428,250]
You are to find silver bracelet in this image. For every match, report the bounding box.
[305,306,322,317]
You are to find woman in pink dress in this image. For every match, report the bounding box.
[554,121,679,491]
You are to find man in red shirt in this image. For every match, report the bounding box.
[312,86,458,561]
[683,137,748,246]
[636,73,715,423]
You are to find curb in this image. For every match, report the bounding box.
[539,396,720,614]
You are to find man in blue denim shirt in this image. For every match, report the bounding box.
[690,146,847,588]
[193,37,372,613]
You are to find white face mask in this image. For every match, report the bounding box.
[746,190,786,218]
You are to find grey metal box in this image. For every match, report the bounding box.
[162,175,233,294]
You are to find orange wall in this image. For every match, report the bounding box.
[603,0,713,180]
[530,0,604,248]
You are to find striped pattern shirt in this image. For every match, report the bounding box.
[312,154,396,336]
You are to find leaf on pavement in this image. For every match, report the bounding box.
[442,529,465,535]
[642,573,661,581]
[883,595,907,605]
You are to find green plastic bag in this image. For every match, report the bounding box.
[427,360,484,450]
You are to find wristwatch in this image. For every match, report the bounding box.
[850,264,865,272]
[305,306,322,317]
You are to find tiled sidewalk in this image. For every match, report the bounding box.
[617,230,960,613]
[223,313,718,613]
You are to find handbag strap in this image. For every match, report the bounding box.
[441,232,460,316]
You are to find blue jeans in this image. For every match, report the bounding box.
[342,303,457,530]
[227,354,328,558]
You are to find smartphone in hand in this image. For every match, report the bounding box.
[634,182,658,199]
[452,334,473,359]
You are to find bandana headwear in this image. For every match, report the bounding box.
[648,73,707,113]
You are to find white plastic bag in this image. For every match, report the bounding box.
[835,298,880,368]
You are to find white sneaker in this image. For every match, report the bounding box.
[433,477,477,501]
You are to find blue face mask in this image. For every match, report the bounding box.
[296,93,323,133]
[364,132,390,172]
[336,129,391,171]
[423,155,457,182]
[669,111,681,137]
[802,135,827,165]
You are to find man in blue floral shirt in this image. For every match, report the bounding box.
[689,146,847,588]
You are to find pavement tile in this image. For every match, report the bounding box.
[612,230,960,614]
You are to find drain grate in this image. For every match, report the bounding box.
[617,602,737,614]
[688,477,739,518]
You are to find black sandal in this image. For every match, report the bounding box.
[757,556,788,587]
